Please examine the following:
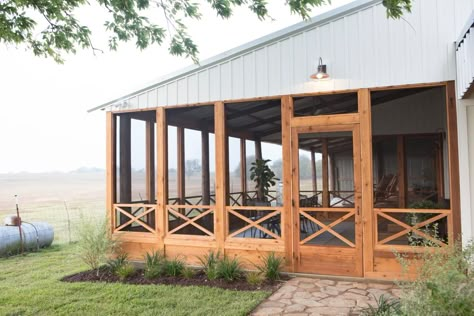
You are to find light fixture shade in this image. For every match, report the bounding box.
[310,58,330,80]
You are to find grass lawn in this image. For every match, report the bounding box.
[0,245,270,316]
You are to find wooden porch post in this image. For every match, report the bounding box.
[397,135,407,208]
[255,139,262,160]
[359,88,374,275]
[146,121,155,203]
[330,155,336,192]
[215,102,227,251]
[156,108,167,249]
[202,131,211,205]
[446,81,461,242]
[311,150,318,194]
[119,115,132,204]
[322,139,330,207]
[177,127,185,205]
[240,138,247,205]
[281,96,294,271]
[106,112,116,234]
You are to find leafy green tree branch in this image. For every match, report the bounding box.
[0,0,412,63]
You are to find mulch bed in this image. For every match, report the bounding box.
[61,268,286,292]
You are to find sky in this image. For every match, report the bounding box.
[0,0,354,173]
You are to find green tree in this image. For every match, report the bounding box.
[0,0,412,63]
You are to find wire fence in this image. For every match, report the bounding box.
[0,200,105,244]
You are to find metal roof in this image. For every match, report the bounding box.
[88,0,381,113]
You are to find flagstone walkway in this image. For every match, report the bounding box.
[251,277,401,316]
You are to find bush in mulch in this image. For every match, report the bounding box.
[61,267,284,291]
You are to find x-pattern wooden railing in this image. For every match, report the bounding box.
[375,209,450,247]
[167,205,214,237]
[114,204,157,234]
[299,208,355,247]
[330,191,355,207]
[227,206,282,240]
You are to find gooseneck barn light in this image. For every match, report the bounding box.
[310,57,330,80]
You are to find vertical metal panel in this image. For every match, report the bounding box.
[220,61,232,100]
[292,33,306,93]
[255,47,268,96]
[177,78,188,105]
[346,14,362,88]
[147,89,158,108]
[138,93,148,109]
[198,70,209,102]
[157,86,167,106]
[209,66,220,101]
[304,28,319,92]
[243,52,256,98]
[231,57,244,98]
[187,73,198,103]
[280,38,292,94]
[167,81,177,106]
[268,42,280,96]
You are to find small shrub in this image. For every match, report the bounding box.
[144,250,165,279]
[216,256,243,282]
[164,257,185,277]
[256,252,284,281]
[360,295,401,316]
[182,267,195,279]
[246,271,264,286]
[198,250,221,280]
[396,240,474,316]
[77,217,118,275]
[116,263,135,281]
[107,252,128,273]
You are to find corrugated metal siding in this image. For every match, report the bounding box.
[456,12,474,99]
[110,0,474,111]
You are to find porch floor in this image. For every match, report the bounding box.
[251,277,400,316]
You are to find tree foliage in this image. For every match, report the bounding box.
[0,0,412,63]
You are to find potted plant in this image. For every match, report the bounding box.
[249,159,278,206]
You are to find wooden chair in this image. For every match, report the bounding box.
[374,174,399,204]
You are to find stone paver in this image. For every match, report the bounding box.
[251,277,399,316]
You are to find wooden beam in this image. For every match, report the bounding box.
[281,96,294,271]
[146,121,155,203]
[330,154,336,191]
[119,115,132,203]
[240,138,247,205]
[358,88,374,276]
[166,116,256,140]
[156,108,167,248]
[446,81,461,242]
[214,101,227,251]
[436,133,445,203]
[311,150,317,194]
[397,135,407,208]
[177,127,185,205]
[106,112,116,233]
[322,139,329,207]
[255,139,262,160]
[202,131,211,205]
[291,113,360,128]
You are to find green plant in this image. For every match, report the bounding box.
[76,217,118,275]
[250,159,278,202]
[182,267,195,279]
[107,252,128,273]
[198,250,221,280]
[164,257,185,277]
[396,240,474,316]
[116,263,136,281]
[143,250,165,279]
[406,200,443,246]
[246,271,264,286]
[216,256,243,282]
[255,252,284,282]
[360,295,401,316]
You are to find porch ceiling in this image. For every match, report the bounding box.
[120,86,439,152]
